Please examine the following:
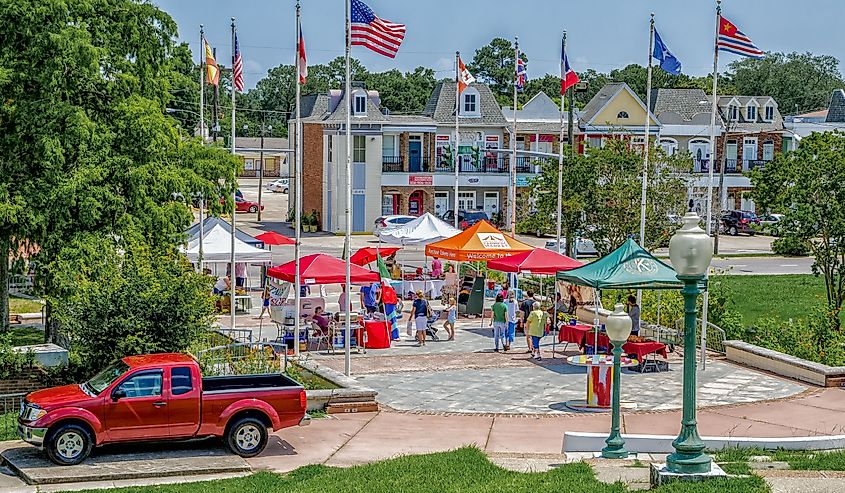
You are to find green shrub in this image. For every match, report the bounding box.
[744,308,844,366]
[0,333,35,379]
[772,236,810,256]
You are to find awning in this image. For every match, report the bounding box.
[377,212,462,246]
[255,231,295,246]
[424,220,534,261]
[487,248,583,275]
[556,238,682,290]
[181,224,272,263]
[267,254,380,285]
[350,247,401,266]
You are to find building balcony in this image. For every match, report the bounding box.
[382,155,404,172]
[745,159,767,171]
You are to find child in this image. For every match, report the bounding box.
[443,296,457,341]
[256,284,271,319]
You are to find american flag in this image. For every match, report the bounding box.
[350,0,406,59]
[233,33,244,92]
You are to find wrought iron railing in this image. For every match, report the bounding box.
[1,393,25,440]
[382,155,403,172]
[195,342,288,376]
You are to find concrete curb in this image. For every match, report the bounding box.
[298,359,378,412]
[563,431,845,454]
[724,340,845,387]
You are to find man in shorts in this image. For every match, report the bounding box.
[490,294,508,352]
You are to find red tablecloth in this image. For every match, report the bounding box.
[558,323,594,344]
[622,341,668,360]
[364,320,391,349]
[580,331,610,350]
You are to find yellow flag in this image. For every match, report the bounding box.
[204,38,219,86]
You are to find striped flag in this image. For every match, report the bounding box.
[232,34,244,92]
[204,38,219,86]
[350,0,406,58]
[560,43,580,94]
[717,15,764,59]
[298,28,308,84]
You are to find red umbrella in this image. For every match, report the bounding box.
[487,248,583,275]
[350,246,401,266]
[255,231,295,246]
[267,254,380,284]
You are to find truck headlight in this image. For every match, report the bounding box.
[22,405,47,422]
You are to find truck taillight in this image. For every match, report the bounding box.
[299,389,307,410]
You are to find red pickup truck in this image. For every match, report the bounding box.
[18,353,309,465]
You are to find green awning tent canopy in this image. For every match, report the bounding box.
[556,238,684,290]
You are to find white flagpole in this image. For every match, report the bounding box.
[706,0,721,238]
[509,36,519,238]
[294,1,303,358]
[637,13,655,306]
[556,33,565,255]
[230,18,238,335]
[344,0,352,376]
[198,25,205,272]
[454,51,460,229]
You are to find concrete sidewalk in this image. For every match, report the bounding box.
[249,387,845,473]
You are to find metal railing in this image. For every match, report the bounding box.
[382,155,403,172]
[674,317,727,355]
[745,159,767,171]
[195,342,288,376]
[9,274,33,297]
[1,393,25,440]
[725,159,738,173]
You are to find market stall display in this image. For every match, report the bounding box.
[565,354,638,411]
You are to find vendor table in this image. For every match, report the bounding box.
[390,280,445,299]
[565,354,638,411]
[558,323,594,345]
[363,320,391,349]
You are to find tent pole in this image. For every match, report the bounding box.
[656,289,662,344]
[551,275,557,358]
[593,287,600,353]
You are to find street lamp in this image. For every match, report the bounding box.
[601,303,633,459]
[666,211,714,474]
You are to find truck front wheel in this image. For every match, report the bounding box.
[226,416,268,458]
[46,423,93,465]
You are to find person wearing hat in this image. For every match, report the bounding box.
[412,290,430,346]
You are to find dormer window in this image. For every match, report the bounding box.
[460,87,480,117]
[728,105,738,121]
[746,105,756,121]
[764,105,774,121]
[617,111,629,119]
[353,93,367,116]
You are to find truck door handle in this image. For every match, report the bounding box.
[153,401,167,408]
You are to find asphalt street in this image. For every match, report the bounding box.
[222,178,813,275]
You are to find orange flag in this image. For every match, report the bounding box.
[204,38,219,86]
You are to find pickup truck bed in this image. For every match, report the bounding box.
[202,373,300,393]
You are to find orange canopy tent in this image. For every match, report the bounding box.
[424,220,534,261]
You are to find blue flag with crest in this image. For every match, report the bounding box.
[653,28,681,75]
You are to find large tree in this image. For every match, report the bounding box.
[0,0,237,333]
[751,131,845,330]
[727,52,845,114]
[469,37,527,104]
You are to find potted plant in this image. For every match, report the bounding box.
[310,209,321,232]
[301,211,312,232]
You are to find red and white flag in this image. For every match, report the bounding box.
[232,34,244,92]
[298,28,308,84]
[457,55,475,93]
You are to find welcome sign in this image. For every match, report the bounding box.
[477,233,509,249]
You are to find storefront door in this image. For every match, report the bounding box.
[483,192,499,219]
[434,192,449,218]
[408,190,424,216]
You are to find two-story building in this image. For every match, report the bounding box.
[234,137,289,178]
[578,82,660,152]
[502,91,581,157]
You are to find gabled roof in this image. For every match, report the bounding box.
[826,89,845,123]
[423,81,507,126]
[718,95,784,132]
[515,91,561,120]
[323,89,390,124]
[297,89,389,124]
[579,82,658,127]
[652,88,716,125]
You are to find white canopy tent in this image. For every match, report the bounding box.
[377,212,462,246]
[182,224,272,263]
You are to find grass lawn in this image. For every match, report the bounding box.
[717,274,835,326]
[7,326,44,346]
[62,448,768,493]
[715,447,845,472]
[9,296,43,315]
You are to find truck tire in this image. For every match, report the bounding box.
[45,423,93,466]
[226,416,268,458]
[729,226,738,236]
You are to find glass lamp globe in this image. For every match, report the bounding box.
[606,303,633,342]
[668,212,714,277]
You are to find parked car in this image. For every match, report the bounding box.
[266,178,289,194]
[720,210,760,236]
[758,213,785,235]
[442,210,489,229]
[374,215,416,234]
[18,353,309,465]
[544,238,598,257]
[221,196,264,213]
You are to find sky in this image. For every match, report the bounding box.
[154,0,845,90]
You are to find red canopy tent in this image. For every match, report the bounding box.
[267,254,380,284]
[350,246,400,266]
[487,248,583,275]
[255,231,295,246]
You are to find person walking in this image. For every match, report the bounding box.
[256,284,271,319]
[443,296,456,341]
[412,290,430,346]
[527,301,549,360]
[627,294,641,336]
[490,294,508,352]
[505,292,518,351]
[520,290,536,353]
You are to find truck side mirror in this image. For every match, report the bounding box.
[111,389,127,402]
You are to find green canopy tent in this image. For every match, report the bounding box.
[555,238,701,354]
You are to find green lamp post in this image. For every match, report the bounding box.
[601,303,633,459]
[666,211,714,474]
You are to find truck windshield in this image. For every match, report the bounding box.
[85,361,130,395]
